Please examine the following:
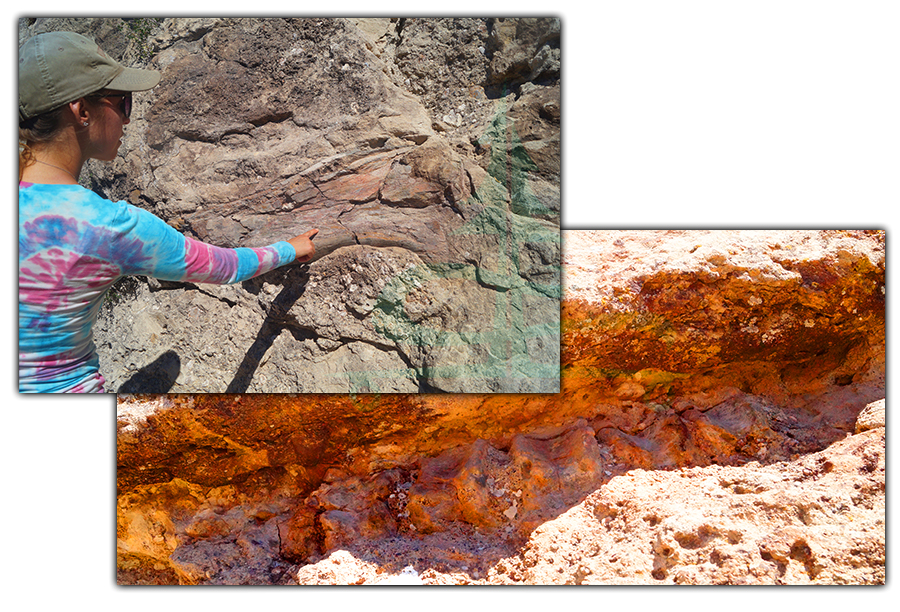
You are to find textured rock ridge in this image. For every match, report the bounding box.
[116,230,885,585]
[19,17,561,393]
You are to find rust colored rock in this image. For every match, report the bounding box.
[509,421,605,519]
[316,163,391,204]
[407,439,503,532]
[115,229,885,584]
[562,229,885,380]
[277,505,319,562]
[288,426,885,585]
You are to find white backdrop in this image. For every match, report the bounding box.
[7,2,897,609]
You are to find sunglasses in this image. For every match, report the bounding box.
[88,93,133,119]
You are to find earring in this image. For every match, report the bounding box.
[83,122,89,126]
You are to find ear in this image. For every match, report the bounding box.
[68,98,91,127]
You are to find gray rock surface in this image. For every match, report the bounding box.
[19,17,561,393]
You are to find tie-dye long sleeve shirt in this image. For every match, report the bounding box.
[18,183,297,393]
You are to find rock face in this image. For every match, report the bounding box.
[19,17,561,393]
[116,230,885,585]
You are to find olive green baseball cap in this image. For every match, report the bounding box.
[19,31,160,120]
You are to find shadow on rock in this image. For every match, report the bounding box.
[225,266,312,393]
[117,350,181,393]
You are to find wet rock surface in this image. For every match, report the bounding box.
[116,230,885,585]
[19,17,560,393]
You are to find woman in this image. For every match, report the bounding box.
[19,31,319,393]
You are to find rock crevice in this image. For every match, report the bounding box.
[116,230,885,585]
